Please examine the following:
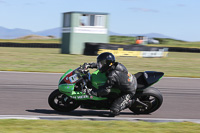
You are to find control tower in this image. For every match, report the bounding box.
[61,11,109,54]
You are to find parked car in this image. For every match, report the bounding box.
[148,38,159,44]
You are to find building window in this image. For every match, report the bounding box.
[80,14,105,27]
[80,14,90,26]
[64,13,71,27]
[90,15,95,26]
[95,15,104,26]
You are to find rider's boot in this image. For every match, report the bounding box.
[109,94,135,117]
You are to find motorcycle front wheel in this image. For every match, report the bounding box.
[129,87,163,114]
[48,89,80,112]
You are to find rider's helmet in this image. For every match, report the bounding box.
[97,52,115,72]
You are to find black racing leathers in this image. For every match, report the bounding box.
[90,62,137,97]
[89,62,137,115]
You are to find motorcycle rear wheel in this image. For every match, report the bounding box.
[129,87,163,114]
[48,89,80,112]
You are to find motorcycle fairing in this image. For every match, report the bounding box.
[59,69,73,84]
[135,71,164,90]
[144,71,164,85]
[58,69,107,101]
[91,70,121,94]
[91,70,107,89]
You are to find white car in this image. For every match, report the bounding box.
[148,38,159,44]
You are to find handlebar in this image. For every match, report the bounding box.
[79,63,90,74]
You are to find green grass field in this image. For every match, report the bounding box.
[0,119,199,133]
[0,47,200,77]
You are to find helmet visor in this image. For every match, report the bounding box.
[97,60,106,70]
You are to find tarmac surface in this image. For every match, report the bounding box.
[0,71,200,122]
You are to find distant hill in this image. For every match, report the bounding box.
[16,35,56,40]
[0,26,61,39]
[0,26,171,39]
[35,27,61,38]
[0,26,33,39]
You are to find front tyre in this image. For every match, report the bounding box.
[48,89,80,112]
[129,87,163,114]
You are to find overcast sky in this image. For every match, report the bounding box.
[0,0,200,41]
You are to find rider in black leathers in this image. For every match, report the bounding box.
[85,52,137,116]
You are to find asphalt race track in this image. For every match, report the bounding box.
[0,71,200,120]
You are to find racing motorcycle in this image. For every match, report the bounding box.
[48,64,164,115]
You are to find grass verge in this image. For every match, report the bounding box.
[110,36,200,48]
[0,47,200,77]
[0,119,199,133]
[0,39,60,44]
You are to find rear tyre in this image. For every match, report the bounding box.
[48,89,80,112]
[129,87,163,114]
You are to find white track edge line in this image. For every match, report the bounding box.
[0,115,199,123]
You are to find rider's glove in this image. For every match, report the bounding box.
[82,63,90,69]
[83,62,97,69]
[88,62,97,69]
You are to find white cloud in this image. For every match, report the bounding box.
[177,4,186,7]
[130,7,159,13]
[122,0,138,1]
[0,0,6,3]
[121,0,145,1]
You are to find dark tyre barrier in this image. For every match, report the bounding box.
[0,42,61,48]
[168,47,200,53]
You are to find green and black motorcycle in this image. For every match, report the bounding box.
[48,65,164,114]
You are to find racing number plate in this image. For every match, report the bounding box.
[64,72,79,84]
[69,74,79,83]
